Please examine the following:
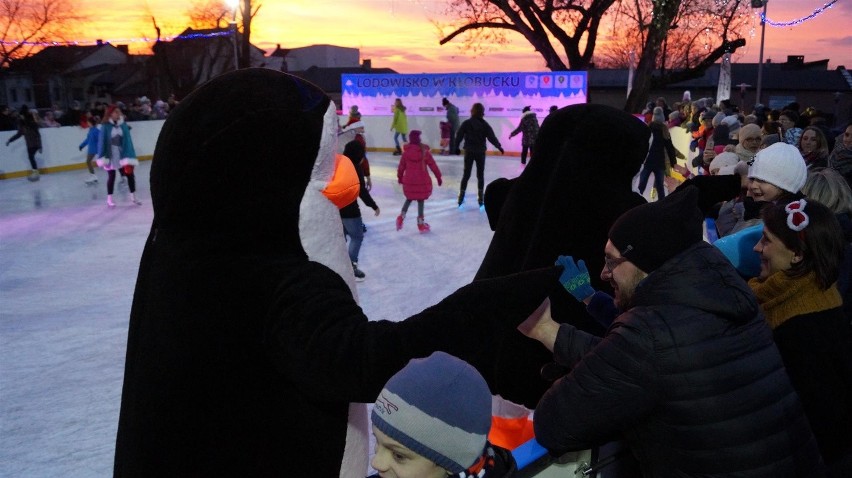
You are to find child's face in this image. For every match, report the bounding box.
[371,426,448,478]
[748,178,785,202]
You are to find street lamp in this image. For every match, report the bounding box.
[752,0,768,106]
[737,83,751,110]
[226,0,239,70]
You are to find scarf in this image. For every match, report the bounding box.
[829,141,852,176]
[734,143,756,164]
[749,271,842,329]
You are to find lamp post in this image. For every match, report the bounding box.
[752,0,768,106]
[737,83,751,111]
[226,0,239,70]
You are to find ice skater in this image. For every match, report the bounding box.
[78,114,100,185]
[95,105,141,207]
[396,130,442,233]
[5,105,42,182]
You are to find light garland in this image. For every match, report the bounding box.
[0,30,234,47]
[761,0,838,27]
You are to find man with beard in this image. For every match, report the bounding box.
[517,187,823,477]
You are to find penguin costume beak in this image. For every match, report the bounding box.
[322,154,360,208]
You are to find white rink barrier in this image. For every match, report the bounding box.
[1,114,695,179]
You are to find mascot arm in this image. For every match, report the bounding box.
[483,178,514,231]
[264,262,560,403]
[534,317,657,454]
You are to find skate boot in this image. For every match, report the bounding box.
[352,262,366,282]
[477,189,484,208]
[392,146,402,156]
[130,193,142,205]
[395,214,404,231]
[85,174,98,185]
[27,170,40,182]
[417,216,430,233]
[457,190,465,206]
[107,195,116,208]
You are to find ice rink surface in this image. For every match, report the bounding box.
[1,150,533,476]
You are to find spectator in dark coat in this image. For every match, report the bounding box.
[442,97,460,155]
[519,187,823,477]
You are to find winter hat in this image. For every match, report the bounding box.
[748,142,807,193]
[522,105,531,113]
[609,187,703,273]
[710,152,739,174]
[408,130,422,145]
[712,111,726,127]
[738,124,762,146]
[372,352,491,473]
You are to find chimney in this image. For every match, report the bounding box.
[117,45,129,54]
[362,59,372,70]
[786,55,804,66]
[96,39,103,46]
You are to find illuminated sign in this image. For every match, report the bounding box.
[341,72,587,118]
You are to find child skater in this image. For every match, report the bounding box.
[95,105,141,207]
[369,352,517,478]
[396,130,442,233]
[78,114,100,185]
[439,120,451,155]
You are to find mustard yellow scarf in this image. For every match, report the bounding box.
[749,272,842,330]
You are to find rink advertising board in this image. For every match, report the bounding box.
[341,72,587,118]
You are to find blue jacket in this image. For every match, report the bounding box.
[79,126,100,155]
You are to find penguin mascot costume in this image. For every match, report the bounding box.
[476,104,651,410]
[113,69,558,477]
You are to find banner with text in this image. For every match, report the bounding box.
[341,72,587,118]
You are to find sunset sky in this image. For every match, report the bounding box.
[71,0,852,73]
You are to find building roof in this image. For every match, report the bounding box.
[587,58,851,93]
[11,44,127,74]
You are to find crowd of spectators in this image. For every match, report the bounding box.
[0,94,180,132]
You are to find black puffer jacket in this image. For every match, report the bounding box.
[534,241,823,477]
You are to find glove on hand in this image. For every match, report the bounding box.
[498,147,504,154]
[555,255,595,302]
[437,177,442,186]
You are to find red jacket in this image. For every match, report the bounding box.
[398,143,442,200]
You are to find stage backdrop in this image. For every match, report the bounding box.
[341,72,588,118]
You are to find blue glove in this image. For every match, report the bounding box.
[555,255,596,302]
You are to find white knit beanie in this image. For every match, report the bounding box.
[709,152,739,174]
[748,142,808,193]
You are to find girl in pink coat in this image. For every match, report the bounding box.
[396,130,442,232]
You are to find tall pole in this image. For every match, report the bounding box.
[228,0,239,71]
[755,1,768,106]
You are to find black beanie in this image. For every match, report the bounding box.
[608,187,703,273]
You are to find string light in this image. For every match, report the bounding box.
[0,30,234,47]
[761,0,838,27]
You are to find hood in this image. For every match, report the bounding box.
[633,242,759,323]
[148,68,357,292]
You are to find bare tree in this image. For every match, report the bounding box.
[238,0,261,69]
[438,0,618,71]
[615,0,750,112]
[0,0,79,66]
[188,0,231,29]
